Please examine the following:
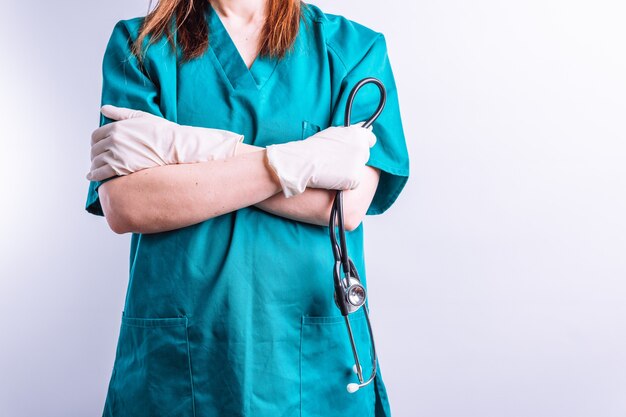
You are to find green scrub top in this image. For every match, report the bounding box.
[86,3,410,417]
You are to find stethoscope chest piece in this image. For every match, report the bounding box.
[333,261,367,313]
[346,281,367,309]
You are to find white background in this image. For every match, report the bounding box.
[1,0,625,416]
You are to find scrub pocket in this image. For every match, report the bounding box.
[301,120,322,139]
[300,314,376,417]
[103,314,195,417]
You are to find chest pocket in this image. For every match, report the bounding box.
[302,120,322,139]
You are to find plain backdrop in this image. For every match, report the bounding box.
[1,0,625,416]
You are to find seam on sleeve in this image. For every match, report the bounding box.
[317,15,384,76]
[332,32,385,78]
[366,174,408,216]
[316,16,348,74]
[367,157,410,177]
[325,41,349,73]
[365,157,410,216]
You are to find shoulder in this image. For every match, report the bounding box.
[103,16,175,74]
[303,3,387,72]
[108,16,145,41]
[102,17,149,61]
[105,16,171,55]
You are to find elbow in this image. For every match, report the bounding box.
[103,201,135,235]
[105,210,133,234]
[322,192,365,232]
[99,179,135,234]
[343,210,365,232]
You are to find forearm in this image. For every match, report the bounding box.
[99,150,282,234]
[256,187,337,226]
[256,167,380,229]
[235,143,335,226]
[235,143,379,229]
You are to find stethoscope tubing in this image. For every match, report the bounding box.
[344,77,387,129]
[329,77,386,393]
[333,77,387,274]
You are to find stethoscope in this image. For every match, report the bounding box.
[329,77,386,394]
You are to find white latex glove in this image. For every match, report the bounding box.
[86,105,244,181]
[266,123,376,197]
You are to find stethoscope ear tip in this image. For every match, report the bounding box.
[347,383,360,394]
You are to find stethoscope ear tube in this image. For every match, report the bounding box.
[329,77,386,394]
[343,77,387,128]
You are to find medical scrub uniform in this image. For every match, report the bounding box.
[85,3,409,416]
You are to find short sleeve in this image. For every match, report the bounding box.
[330,34,410,215]
[85,19,164,216]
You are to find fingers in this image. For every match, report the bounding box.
[89,149,114,172]
[353,121,373,131]
[87,104,153,182]
[101,104,151,121]
[367,131,377,147]
[92,107,155,145]
[91,123,113,146]
[86,159,117,182]
[86,165,117,182]
[356,122,376,147]
[86,147,121,181]
[349,123,377,147]
[90,135,112,161]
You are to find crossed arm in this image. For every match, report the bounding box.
[99,142,380,235]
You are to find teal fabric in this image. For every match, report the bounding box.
[88,3,409,416]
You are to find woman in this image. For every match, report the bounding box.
[85,0,409,415]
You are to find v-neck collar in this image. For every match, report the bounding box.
[206,3,279,91]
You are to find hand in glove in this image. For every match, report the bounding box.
[266,123,376,198]
[86,105,244,181]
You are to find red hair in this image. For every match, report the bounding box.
[133,0,304,62]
